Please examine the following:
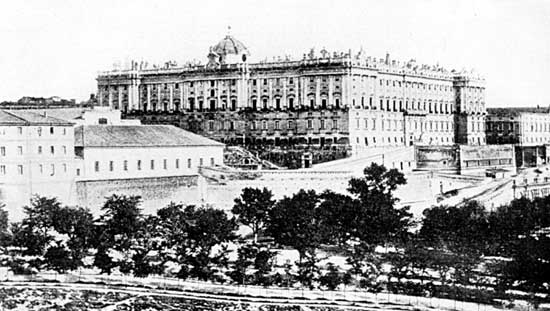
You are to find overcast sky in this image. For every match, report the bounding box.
[0,0,548,107]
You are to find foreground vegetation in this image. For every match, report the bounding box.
[0,163,549,308]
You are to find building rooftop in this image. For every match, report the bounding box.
[0,109,74,126]
[75,125,225,148]
[487,107,550,117]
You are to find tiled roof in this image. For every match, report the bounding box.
[75,125,224,148]
[20,108,87,121]
[0,109,73,125]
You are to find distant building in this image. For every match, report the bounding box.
[486,107,550,167]
[96,32,487,163]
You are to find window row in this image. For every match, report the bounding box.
[0,126,67,136]
[0,145,68,156]
[0,163,67,176]
[92,157,216,173]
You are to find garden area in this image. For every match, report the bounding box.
[0,163,550,309]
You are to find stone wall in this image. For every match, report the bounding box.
[75,175,200,215]
[415,145,459,171]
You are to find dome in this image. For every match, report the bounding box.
[212,35,250,56]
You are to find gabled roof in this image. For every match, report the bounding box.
[75,125,224,148]
[0,109,73,126]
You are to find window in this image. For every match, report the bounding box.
[137,160,142,170]
[188,158,192,168]
[320,119,325,129]
[333,119,338,129]
[275,121,280,130]
[98,118,108,124]
[18,165,23,175]
[63,164,67,173]
[18,127,22,135]
[63,146,67,154]
[210,157,215,166]
[0,147,5,156]
[109,161,114,171]
[200,158,204,166]
[50,127,54,134]
[39,164,43,174]
[210,80,215,87]
[50,146,54,154]
[123,160,128,171]
[37,127,42,136]
[175,159,180,169]
[262,121,267,130]
[1,165,6,175]
[163,159,167,169]
[150,159,155,170]
[307,119,313,129]
[38,146,42,154]
[17,146,23,155]
[94,161,99,172]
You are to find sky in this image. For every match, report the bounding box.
[0,0,548,107]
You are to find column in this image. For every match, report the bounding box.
[146,84,151,111]
[180,82,184,111]
[315,76,321,108]
[301,77,307,107]
[216,80,221,110]
[169,84,174,111]
[282,78,287,109]
[117,86,122,109]
[108,88,113,108]
[328,76,333,108]
[157,85,161,112]
[268,79,273,109]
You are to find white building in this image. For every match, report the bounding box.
[0,108,225,219]
[0,110,76,219]
[74,124,224,181]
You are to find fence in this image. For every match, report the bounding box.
[0,271,502,311]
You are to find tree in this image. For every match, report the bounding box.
[162,205,237,281]
[232,187,275,243]
[319,263,344,290]
[267,189,321,262]
[51,205,94,269]
[12,196,61,256]
[316,190,358,245]
[347,163,412,246]
[94,194,143,274]
[0,204,10,247]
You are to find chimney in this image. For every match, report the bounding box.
[385,52,390,65]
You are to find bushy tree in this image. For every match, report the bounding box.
[10,196,94,272]
[347,163,411,246]
[94,194,143,274]
[267,189,321,262]
[232,187,275,243]
[0,204,11,247]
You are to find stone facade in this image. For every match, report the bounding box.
[96,34,486,156]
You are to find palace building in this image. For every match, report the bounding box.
[96,32,487,159]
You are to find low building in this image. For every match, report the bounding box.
[486,107,550,167]
[416,144,515,176]
[74,124,224,181]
